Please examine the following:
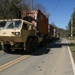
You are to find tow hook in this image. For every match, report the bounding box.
[10,42,14,46]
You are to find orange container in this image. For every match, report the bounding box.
[50,24,54,37]
[21,10,48,35]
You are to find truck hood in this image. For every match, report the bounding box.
[0,29,20,37]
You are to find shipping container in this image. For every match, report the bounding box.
[21,10,48,35]
[50,24,54,38]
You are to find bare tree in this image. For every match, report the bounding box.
[0,0,30,19]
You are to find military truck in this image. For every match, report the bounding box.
[0,19,46,53]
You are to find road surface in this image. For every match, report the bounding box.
[0,39,74,75]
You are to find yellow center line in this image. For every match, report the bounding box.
[0,55,30,72]
[0,55,26,68]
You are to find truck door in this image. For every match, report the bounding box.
[22,22,29,41]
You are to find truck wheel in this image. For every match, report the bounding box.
[40,40,46,47]
[2,44,12,53]
[33,38,38,50]
[26,38,33,53]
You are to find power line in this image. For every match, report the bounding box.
[50,0,61,23]
[52,0,61,15]
[37,0,41,4]
[30,0,41,10]
[31,0,33,10]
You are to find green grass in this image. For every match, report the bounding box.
[70,46,75,52]
[67,37,75,40]
[70,44,75,52]
[67,37,75,62]
[70,43,75,62]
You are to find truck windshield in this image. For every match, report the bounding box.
[6,20,21,29]
[0,21,6,28]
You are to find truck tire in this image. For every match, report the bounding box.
[40,41,46,47]
[26,38,34,53]
[33,38,38,50]
[40,39,46,47]
[2,44,12,53]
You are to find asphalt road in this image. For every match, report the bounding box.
[0,39,74,75]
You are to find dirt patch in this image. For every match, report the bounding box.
[68,40,75,44]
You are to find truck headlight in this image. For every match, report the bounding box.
[15,32,20,36]
[12,32,20,36]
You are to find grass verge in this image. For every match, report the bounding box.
[67,37,75,40]
[69,43,75,62]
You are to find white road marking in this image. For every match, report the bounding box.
[66,40,75,75]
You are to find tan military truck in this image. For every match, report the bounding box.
[0,19,44,53]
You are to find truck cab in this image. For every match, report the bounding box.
[0,19,40,53]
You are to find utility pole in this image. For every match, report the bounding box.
[71,18,73,37]
[31,0,33,10]
[70,8,75,37]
